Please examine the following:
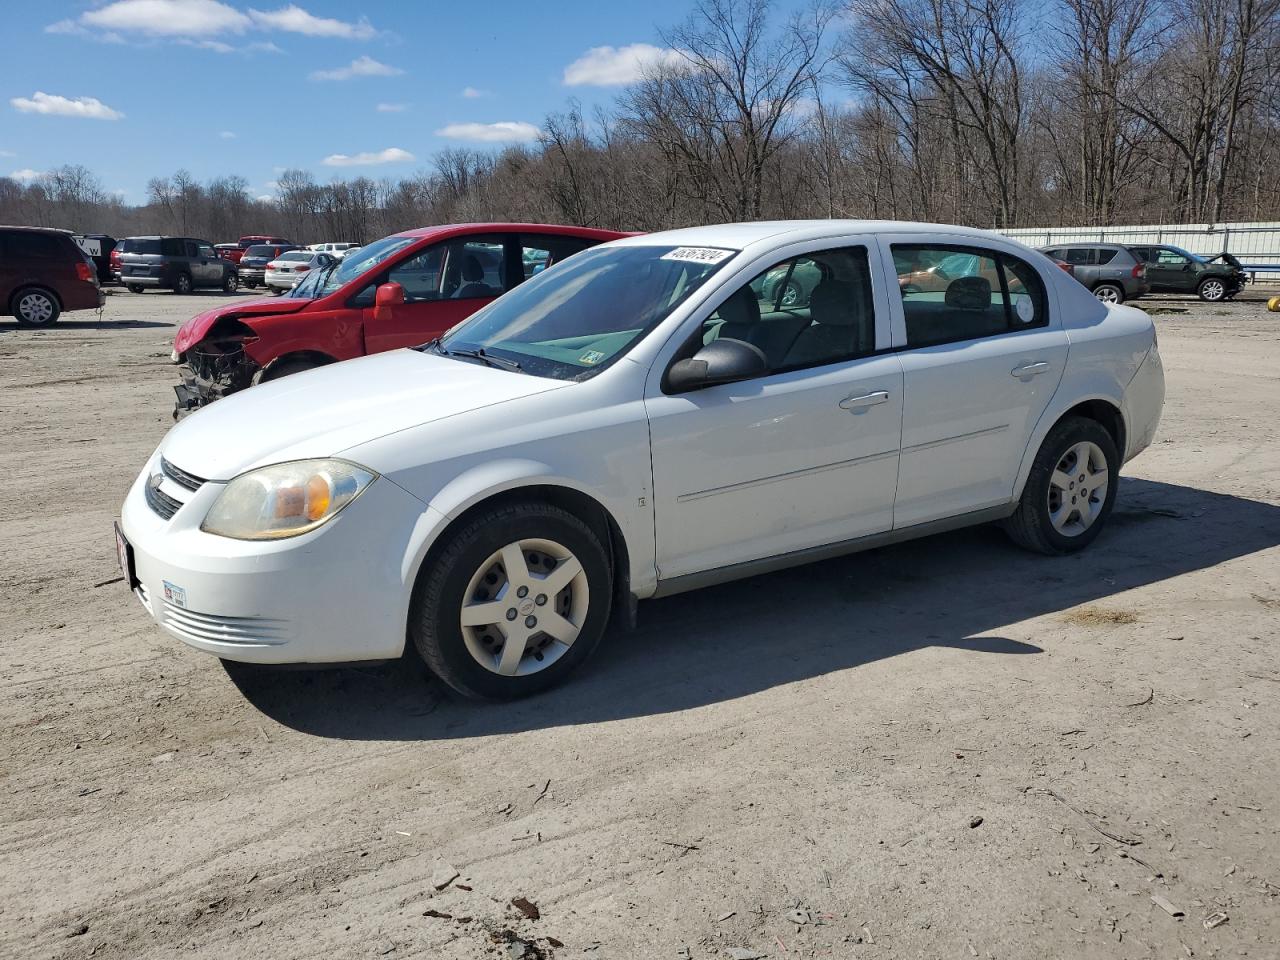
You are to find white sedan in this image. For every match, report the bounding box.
[264,250,334,293]
[117,221,1164,700]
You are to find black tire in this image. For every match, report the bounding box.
[244,280,258,289]
[270,286,284,296]
[260,356,321,382]
[172,272,193,295]
[223,272,239,294]
[1003,416,1119,555]
[1198,277,1227,302]
[11,287,61,326]
[410,500,613,700]
[1092,282,1124,305]
[126,284,145,294]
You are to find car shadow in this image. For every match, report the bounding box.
[22,319,177,330]
[226,477,1280,740]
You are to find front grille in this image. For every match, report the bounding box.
[144,482,182,520]
[161,457,205,492]
[162,602,291,646]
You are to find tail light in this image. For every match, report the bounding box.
[76,260,94,283]
[295,266,309,273]
[1131,263,1146,279]
[110,249,121,268]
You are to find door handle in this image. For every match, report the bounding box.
[1011,361,1050,378]
[839,390,890,411]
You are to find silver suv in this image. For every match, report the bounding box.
[1039,243,1149,304]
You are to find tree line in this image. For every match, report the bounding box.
[3,0,1278,244]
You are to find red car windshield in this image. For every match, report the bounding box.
[287,234,416,299]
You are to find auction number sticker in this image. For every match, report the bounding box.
[661,247,735,264]
[162,580,188,609]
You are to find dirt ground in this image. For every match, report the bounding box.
[2,284,1279,960]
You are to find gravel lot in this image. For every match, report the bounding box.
[2,286,1279,960]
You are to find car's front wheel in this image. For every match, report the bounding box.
[1003,416,1119,555]
[410,500,613,700]
[1093,283,1124,305]
[1198,277,1227,302]
[12,288,60,326]
[223,272,239,293]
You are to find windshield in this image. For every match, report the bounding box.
[436,244,736,380]
[311,234,417,297]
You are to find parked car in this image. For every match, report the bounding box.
[265,250,335,293]
[218,239,291,268]
[1126,244,1246,301]
[1039,243,1149,304]
[171,223,627,415]
[116,237,239,295]
[1,226,103,326]
[237,243,299,289]
[120,220,1164,700]
[308,242,361,259]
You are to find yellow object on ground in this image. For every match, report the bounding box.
[1268,295,1280,312]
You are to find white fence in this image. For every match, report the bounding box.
[1002,220,1280,279]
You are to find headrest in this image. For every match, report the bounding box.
[462,255,484,282]
[945,276,991,310]
[717,286,761,328]
[809,280,862,325]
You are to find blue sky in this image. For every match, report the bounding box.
[1,0,805,203]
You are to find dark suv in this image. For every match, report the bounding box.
[237,243,299,288]
[0,226,103,326]
[1127,244,1247,302]
[116,237,240,295]
[1040,243,1149,304]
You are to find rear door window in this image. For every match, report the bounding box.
[893,244,1048,348]
[445,237,505,299]
[161,238,186,257]
[1064,248,1094,266]
[3,231,63,259]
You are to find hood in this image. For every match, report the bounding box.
[174,297,312,353]
[159,349,568,481]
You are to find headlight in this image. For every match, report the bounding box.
[201,459,376,540]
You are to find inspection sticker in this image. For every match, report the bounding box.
[578,350,606,365]
[660,246,735,264]
[162,580,187,609]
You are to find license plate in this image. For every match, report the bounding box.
[114,522,138,590]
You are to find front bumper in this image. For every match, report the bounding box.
[119,452,430,663]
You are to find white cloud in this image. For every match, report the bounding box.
[248,4,374,38]
[322,147,415,167]
[10,92,124,120]
[310,55,403,81]
[461,86,488,99]
[81,0,251,37]
[255,194,274,202]
[376,102,407,112]
[9,169,47,182]
[563,43,687,86]
[435,121,541,143]
[219,130,237,139]
[52,1,374,43]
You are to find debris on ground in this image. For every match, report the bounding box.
[1203,911,1229,930]
[1151,894,1184,918]
[430,861,460,890]
[725,949,767,960]
[511,896,540,921]
[969,816,984,828]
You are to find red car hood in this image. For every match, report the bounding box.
[174,297,312,354]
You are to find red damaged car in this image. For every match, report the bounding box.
[172,223,628,416]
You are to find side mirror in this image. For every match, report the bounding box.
[372,282,405,323]
[667,338,767,393]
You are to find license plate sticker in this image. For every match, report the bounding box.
[163,580,187,608]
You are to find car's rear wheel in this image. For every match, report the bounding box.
[1198,277,1226,302]
[1093,283,1124,305]
[410,500,612,700]
[126,284,145,294]
[223,272,239,293]
[173,273,193,295]
[1003,416,1118,555]
[12,288,60,326]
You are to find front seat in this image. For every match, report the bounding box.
[453,255,492,299]
[779,280,870,368]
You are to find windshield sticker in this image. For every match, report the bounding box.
[661,247,735,264]
[578,350,606,365]
[1015,297,1035,322]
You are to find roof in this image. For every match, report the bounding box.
[390,222,630,241]
[0,224,74,234]
[611,219,1012,250]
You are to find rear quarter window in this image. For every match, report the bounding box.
[161,239,186,257]
[1096,249,1119,265]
